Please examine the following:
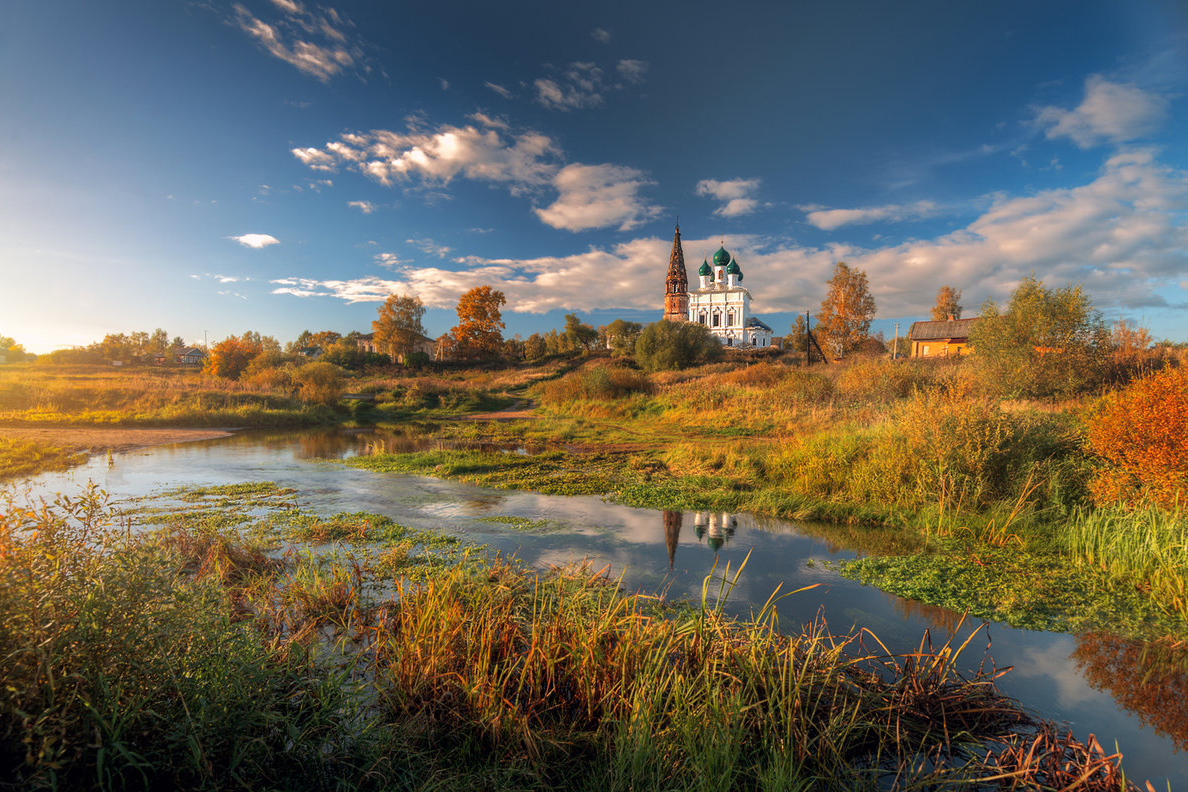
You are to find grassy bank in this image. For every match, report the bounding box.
[0,485,1144,790]
[346,356,1188,641]
[0,437,86,480]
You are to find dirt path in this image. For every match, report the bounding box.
[467,399,536,422]
[0,425,237,454]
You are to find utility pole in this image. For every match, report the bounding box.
[204,330,208,350]
[893,322,899,359]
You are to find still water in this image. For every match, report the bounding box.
[13,427,1187,786]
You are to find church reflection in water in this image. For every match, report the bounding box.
[662,510,738,568]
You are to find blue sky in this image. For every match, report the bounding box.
[2,0,1186,352]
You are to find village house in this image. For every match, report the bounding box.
[355,331,436,364]
[177,346,207,366]
[662,225,776,349]
[907,317,978,358]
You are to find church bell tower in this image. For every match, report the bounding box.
[663,223,689,321]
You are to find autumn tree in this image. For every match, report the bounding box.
[817,262,877,358]
[449,286,505,360]
[969,275,1107,397]
[786,315,809,356]
[205,334,262,379]
[931,286,963,321]
[372,293,426,363]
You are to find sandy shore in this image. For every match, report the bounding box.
[0,425,237,455]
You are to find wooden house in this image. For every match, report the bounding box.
[177,347,207,366]
[908,317,978,358]
[356,331,436,363]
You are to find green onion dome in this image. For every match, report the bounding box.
[698,259,712,276]
[725,258,741,275]
[712,246,731,267]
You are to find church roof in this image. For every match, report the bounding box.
[712,246,731,266]
[745,317,773,332]
[726,258,741,275]
[665,224,688,292]
[698,258,712,276]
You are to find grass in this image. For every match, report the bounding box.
[0,486,1147,790]
[0,437,86,480]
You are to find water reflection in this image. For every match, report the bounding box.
[1074,633,1188,751]
[692,511,738,552]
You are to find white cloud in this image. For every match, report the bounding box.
[294,119,659,231]
[348,200,376,213]
[535,163,659,231]
[592,27,611,44]
[275,148,1188,320]
[438,77,449,91]
[230,233,279,248]
[292,147,337,171]
[696,178,762,217]
[485,81,513,99]
[804,200,941,230]
[406,237,452,257]
[1035,75,1168,149]
[231,3,360,82]
[374,252,401,269]
[616,59,648,84]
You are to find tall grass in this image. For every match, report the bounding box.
[1065,504,1188,614]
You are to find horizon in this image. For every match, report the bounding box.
[3,0,1186,354]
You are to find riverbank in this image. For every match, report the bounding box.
[0,482,1143,790]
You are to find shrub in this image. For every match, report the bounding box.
[1087,365,1188,509]
[294,361,345,405]
[540,363,653,405]
[634,321,723,372]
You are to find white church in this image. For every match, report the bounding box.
[663,226,775,348]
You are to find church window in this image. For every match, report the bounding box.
[698,311,707,325]
[726,309,735,326]
[712,312,721,328]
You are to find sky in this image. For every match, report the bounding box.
[2,0,1187,352]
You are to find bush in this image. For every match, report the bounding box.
[634,321,723,372]
[294,361,345,405]
[1087,365,1188,509]
[539,363,652,405]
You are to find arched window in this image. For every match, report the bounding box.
[698,311,708,325]
[726,309,735,326]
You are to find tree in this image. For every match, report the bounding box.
[968,275,1107,397]
[634,321,723,372]
[786,315,809,356]
[373,294,426,363]
[524,333,547,360]
[931,286,963,321]
[563,314,598,353]
[817,262,876,358]
[601,319,642,357]
[205,334,262,379]
[294,361,345,405]
[450,286,505,360]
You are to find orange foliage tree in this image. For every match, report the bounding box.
[204,335,262,380]
[448,286,506,360]
[1087,365,1188,509]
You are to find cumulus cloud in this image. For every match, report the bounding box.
[373,252,401,269]
[294,119,660,231]
[348,200,376,213]
[696,178,762,217]
[535,163,660,231]
[804,200,941,230]
[1035,75,1168,149]
[591,27,611,43]
[230,233,279,248]
[231,2,362,82]
[275,148,1188,321]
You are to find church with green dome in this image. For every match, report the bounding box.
[663,225,775,349]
